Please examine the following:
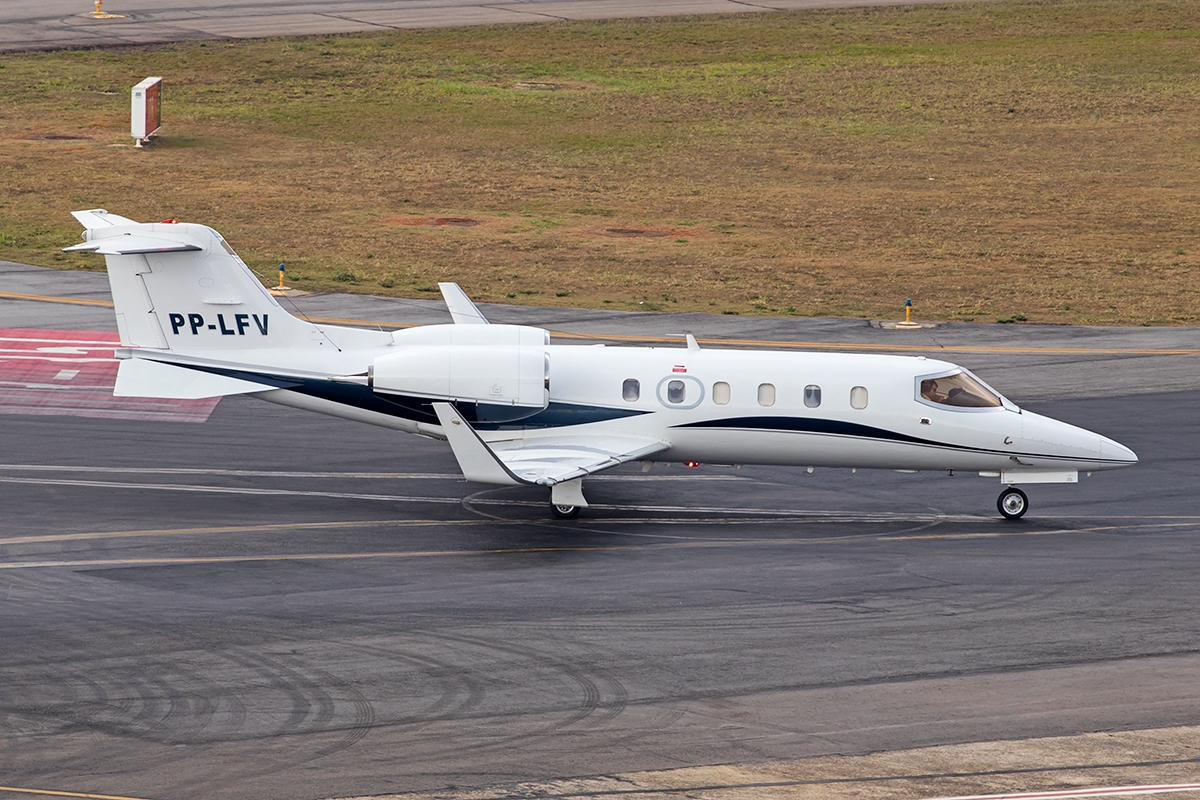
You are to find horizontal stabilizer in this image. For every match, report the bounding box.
[65,235,202,256]
[70,209,138,229]
[115,358,277,399]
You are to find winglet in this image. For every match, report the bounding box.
[438,282,489,325]
[432,402,524,485]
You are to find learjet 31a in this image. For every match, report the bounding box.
[66,210,1137,519]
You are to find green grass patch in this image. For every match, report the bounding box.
[2,1,1200,323]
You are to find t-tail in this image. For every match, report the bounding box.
[66,209,392,400]
[66,209,316,351]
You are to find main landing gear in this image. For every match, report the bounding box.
[997,487,1028,520]
[549,478,586,520]
[550,503,581,520]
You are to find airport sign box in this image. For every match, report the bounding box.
[131,77,162,145]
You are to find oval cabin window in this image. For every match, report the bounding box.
[758,383,776,407]
[713,381,731,405]
[622,378,640,402]
[804,385,821,408]
[850,386,868,409]
[667,379,686,404]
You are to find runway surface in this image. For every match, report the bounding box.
[2,263,1200,800]
[5,0,980,53]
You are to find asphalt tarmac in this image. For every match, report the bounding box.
[6,0,980,52]
[2,263,1200,800]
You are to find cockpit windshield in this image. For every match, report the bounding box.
[920,372,1001,408]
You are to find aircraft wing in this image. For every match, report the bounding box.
[438,282,489,325]
[432,402,668,486]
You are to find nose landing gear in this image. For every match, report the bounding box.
[997,487,1028,520]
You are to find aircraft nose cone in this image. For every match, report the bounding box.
[1102,435,1138,466]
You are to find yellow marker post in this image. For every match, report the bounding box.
[269,263,291,295]
[895,297,921,329]
[86,0,126,18]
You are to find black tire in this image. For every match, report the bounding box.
[550,503,581,520]
[997,487,1028,520]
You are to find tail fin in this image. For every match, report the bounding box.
[66,209,313,351]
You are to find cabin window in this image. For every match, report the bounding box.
[713,381,731,405]
[850,386,868,409]
[758,383,776,407]
[804,385,821,408]
[919,372,1001,408]
[667,380,686,404]
[622,378,640,402]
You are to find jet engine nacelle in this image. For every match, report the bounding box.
[372,324,550,423]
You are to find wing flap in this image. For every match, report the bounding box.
[433,402,668,486]
[494,437,668,485]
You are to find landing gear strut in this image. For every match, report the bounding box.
[997,487,1028,520]
[550,503,581,520]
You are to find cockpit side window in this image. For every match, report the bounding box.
[919,372,1001,408]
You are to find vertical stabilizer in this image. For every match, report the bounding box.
[66,211,317,351]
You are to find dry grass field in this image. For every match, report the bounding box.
[2,0,1199,324]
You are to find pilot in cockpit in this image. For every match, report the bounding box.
[921,378,945,404]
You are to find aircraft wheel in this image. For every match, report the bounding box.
[550,503,581,520]
[997,487,1028,520]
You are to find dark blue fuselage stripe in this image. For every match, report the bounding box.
[161,360,647,430]
[677,415,932,446]
[144,360,1125,464]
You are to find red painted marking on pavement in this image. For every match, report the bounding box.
[0,329,219,422]
[926,782,1200,799]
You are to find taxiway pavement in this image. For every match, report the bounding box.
[2,263,1199,800]
[6,0,984,53]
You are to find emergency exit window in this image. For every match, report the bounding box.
[667,380,686,404]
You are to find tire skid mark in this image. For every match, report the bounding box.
[220,647,337,737]
[418,630,630,754]
[271,651,376,758]
[345,640,488,724]
[156,651,378,798]
[147,661,229,744]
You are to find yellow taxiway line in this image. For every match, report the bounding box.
[0,785,154,800]
[0,291,117,308]
[6,290,1200,356]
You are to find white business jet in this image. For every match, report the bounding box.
[66,210,1137,520]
